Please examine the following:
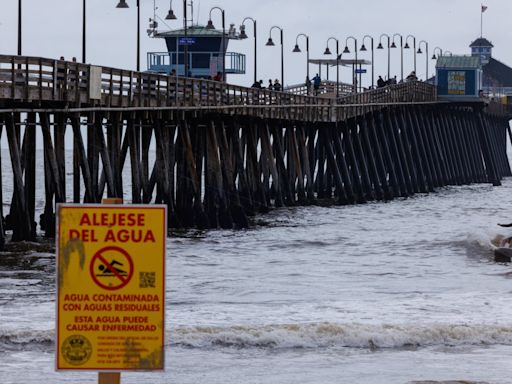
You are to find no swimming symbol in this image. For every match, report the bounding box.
[89,246,134,290]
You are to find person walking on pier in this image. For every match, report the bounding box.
[377,76,385,88]
[213,72,223,82]
[313,73,321,95]
[406,71,418,82]
[305,76,312,95]
[273,79,282,92]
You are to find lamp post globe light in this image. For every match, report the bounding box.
[404,34,417,75]
[207,6,226,82]
[266,26,284,89]
[377,33,391,80]
[324,37,340,98]
[116,0,141,72]
[360,35,374,89]
[417,40,429,80]
[293,33,310,87]
[392,33,403,82]
[344,36,358,93]
[240,17,257,85]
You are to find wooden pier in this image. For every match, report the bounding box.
[0,54,510,244]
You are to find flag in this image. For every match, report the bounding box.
[481,5,488,13]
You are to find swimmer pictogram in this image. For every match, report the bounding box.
[90,246,134,290]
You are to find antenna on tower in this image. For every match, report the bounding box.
[190,0,194,26]
[196,0,201,26]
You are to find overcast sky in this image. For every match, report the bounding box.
[1,0,511,88]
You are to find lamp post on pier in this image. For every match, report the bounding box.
[18,0,22,55]
[292,33,310,85]
[266,26,284,89]
[432,46,443,60]
[239,17,257,84]
[417,40,429,80]
[82,0,86,63]
[404,34,417,75]
[377,33,391,81]
[183,0,189,76]
[392,33,403,82]
[360,35,374,89]
[206,7,226,81]
[324,37,340,98]
[116,0,141,72]
[343,36,358,92]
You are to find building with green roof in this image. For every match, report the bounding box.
[436,55,483,100]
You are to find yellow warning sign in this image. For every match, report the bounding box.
[56,204,167,371]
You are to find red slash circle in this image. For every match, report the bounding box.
[90,246,134,290]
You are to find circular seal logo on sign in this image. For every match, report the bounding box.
[90,246,134,291]
[61,335,92,366]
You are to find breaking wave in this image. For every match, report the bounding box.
[0,329,54,350]
[4,322,512,351]
[169,322,512,349]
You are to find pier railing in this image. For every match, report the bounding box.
[0,54,437,118]
[285,80,355,98]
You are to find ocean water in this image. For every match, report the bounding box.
[2,152,512,383]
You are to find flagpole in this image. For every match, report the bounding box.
[481,4,483,37]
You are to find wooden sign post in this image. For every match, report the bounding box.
[98,198,122,384]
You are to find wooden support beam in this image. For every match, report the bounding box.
[350,118,374,200]
[70,116,95,202]
[359,114,384,200]
[373,111,402,197]
[296,124,315,202]
[0,121,5,249]
[127,117,142,203]
[230,119,256,214]
[366,110,393,199]
[322,125,347,204]
[25,113,36,235]
[55,114,67,201]
[218,119,248,228]
[260,121,283,207]
[5,113,33,241]
[40,112,64,202]
[96,119,117,198]
[271,123,294,205]
[331,124,356,204]
[383,109,409,196]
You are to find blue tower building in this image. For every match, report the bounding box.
[470,37,493,64]
[147,24,246,79]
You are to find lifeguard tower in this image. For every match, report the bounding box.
[147,5,246,79]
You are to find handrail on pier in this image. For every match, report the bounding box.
[0,54,438,119]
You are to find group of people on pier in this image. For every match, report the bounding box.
[377,71,418,88]
[251,79,282,91]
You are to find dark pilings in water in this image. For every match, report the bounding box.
[0,102,509,240]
